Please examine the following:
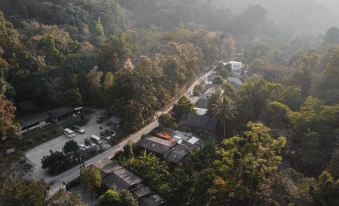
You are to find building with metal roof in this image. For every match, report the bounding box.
[18,113,50,134]
[137,136,177,156]
[139,194,165,206]
[47,107,74,121]
[131,184,152,200]
[164,144,189,164]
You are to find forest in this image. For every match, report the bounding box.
[0,0,339,205]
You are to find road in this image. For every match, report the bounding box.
[46,67,216,194]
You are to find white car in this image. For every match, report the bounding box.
[78,128,85,134]
[103,136,112,141]
[79,144,86,151]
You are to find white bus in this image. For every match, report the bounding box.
[90,135,102,144]
[64,128,75,138]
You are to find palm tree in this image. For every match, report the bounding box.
[211,95,237,137]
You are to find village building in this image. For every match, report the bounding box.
[137,136,177,156]
[93,159,142,191]
[18,113,50,134]
[139,194,165,206]
[164,144,189,164]
[47,107,75,122]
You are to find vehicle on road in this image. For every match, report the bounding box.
[90,135,102,145]
[64,128,75,138]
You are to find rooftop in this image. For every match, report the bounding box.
[164,145,188,164]
[139,194,165,206]
[47,107,74,118]
[138,136,177,156]
[227,77,243,86]
[183,113,218,132]
[131,184,152,200]
[103,167,142,190]
[93,159,123,176]
[18,113,50,129]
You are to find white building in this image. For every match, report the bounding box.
[227,61,243,77]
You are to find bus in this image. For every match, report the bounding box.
[64,128,75,138]
[90,135,102,145]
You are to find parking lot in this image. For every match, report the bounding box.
[25,109,115,180]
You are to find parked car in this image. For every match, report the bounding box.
[79,144,86,151]
[90,135,103,145]
[103,136,112,141]
[73,125,85,134]
[64,128,75,138]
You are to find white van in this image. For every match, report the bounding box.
[90,135,102,145]
[64,128,75,138]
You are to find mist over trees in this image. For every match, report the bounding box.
[1,0,339,205]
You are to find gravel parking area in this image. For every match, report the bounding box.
[25,109,112,180]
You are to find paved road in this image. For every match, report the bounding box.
[46,67,216,194]
[25,109,111,180]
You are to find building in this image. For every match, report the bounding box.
[18,113,51,134]
[195,87,223,109]
[103,168,142,191]
[92,159,165,205]
[47,107,75,122]
[164,144,189,164]
[227,77,243,89]
[139,194,165,206]
[131,184,152,200]
[183,113,218,132]
[93,159,123,176]
[227,61,244,77]
[137,136,177,156]
[93,159,142,191]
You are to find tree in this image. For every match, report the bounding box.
[293,57,314,98]
[79,167,102,192]
[323,27,339,49]
[249,58,265,75]
[316,47,339,104]
[172,96,195,121]
[99,189,122,206]
[207,122,286,205]
[311,171,339,206]
[193,84,205,96]
[99,189,138,206]
[0,179,49,206]
[96,17,105,43]
[103,72,114,91]
[63,140,80,154]
[119,190,139,206]
[211,95,237,137]
[41,151,73,175]
[159,113,177,129]
[0,96,20,141]
[125,151,169,186]
[62,88,83,107]
[47,190,82,206]
[213,75,224,85]
[265,101,291,128]
[236,77,281,122]
[63,140,80,162]
[100,33,136,72]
